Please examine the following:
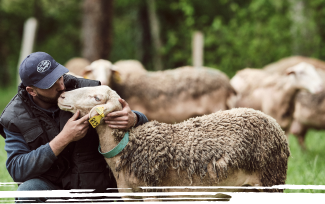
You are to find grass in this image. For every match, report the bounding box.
[0,86,18,203]
[285,131,325,193]
[0,86,324,198]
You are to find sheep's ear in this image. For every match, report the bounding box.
[286,67,296,75]
[82,65,93,77]
[110,65,118,71]
[89,102,122,119]
[85,65,93,71]
[111,66,122,84]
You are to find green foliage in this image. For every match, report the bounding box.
[1,0,325,81]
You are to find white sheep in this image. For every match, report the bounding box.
[230,62,323,133]
[58,85,290,201]
[84,59,236,124]
[263,57,325,149]
[64,57,91,77]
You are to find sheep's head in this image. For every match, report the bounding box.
[83,59,117,86]
[286,62,323,94]
[58,85,122,119]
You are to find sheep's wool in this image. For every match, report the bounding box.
[296,90,325,108]
[112,66,235,109]
[235,68,291,96]
[113,108,290,190]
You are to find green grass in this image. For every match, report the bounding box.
[0,86,324,197]
[285,131,325,193]
[0,87,18,203]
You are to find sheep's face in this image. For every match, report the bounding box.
[58,85,122,117]
[286,62,323,94]
[84,59,114,86]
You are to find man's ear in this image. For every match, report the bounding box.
[26,86,37,97]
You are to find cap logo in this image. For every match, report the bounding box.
[37,60,51,73]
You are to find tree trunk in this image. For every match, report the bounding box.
[146,0,163,71]
[82,0,113,62]
[288,0,315,56]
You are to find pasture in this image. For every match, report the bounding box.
[0,86,324,200]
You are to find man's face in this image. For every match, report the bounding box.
[32,76,66,105]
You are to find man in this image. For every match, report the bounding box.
[0,52,148,202]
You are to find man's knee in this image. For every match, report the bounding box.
[16,178,60,204]
[17,178,59,191]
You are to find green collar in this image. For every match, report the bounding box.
[98,132,129,158]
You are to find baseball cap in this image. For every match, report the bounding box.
[19,52,69,89]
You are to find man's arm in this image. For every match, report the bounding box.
[104,98,149,129]
[49,110,89,156]
[4,128,57,182]
[4,110,90,182]
[132,110,149,127]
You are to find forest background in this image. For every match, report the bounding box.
[0,0,325,199]
[1,0,325,87]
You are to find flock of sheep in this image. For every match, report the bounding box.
[59,56,325,200]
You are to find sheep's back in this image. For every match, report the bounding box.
[116,108,290,188]
[113,66,234,103]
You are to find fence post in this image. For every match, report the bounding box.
[192,31,204,68]
[17,17,38,86]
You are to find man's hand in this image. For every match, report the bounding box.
[103,98,137,129]
[62,110,90,142]
[50,110,90,156]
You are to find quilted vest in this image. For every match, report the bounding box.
[0,74,117,191]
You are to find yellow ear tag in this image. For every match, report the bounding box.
[113,72,122,84]
[89,106,105,128]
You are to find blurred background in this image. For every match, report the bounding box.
[1,0,325,87]
[1,0,325,198]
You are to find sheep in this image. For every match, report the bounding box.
[263,56,325,74]
[230,62,323,134]
[64,57,91,77]
[66,71,83,78]
[264,57,325,149]
[85,59,236,123]
[58,85,290,200]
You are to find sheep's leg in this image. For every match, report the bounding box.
[289,120,308,150]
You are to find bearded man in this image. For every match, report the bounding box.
[0,52,148,202]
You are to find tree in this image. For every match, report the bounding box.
[146,0,163,70]
[82,0,114,61]
[289,0,317,56]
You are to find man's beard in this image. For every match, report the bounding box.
[35,91,64,105]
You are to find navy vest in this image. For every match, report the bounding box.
[0,74,117,191]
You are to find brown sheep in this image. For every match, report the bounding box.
[230,62,323,134]
[264,56,325,149]
[58,85,290,201]
[64,57,91,77]
[85,59,236,124]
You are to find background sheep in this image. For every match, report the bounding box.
[86,59,236,123]
[230,62,323,134]
[64,57,91,77]
[58,85,290,201]
[264,57,325,149]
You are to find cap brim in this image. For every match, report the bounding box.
[34,64,69,89]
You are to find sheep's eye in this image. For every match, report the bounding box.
[94,96,101,102]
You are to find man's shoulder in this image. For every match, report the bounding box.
[0,94,24,118]
[0,94,31,133]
